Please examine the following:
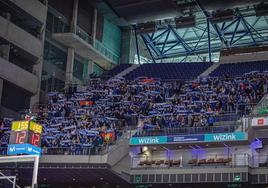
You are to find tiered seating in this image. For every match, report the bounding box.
[210,61,268,77]
[0,67,267,155]
[125,62,213,80]
[106,64,132,77]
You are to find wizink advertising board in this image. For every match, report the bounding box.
[129,132,247,145]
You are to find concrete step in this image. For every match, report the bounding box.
[200,63,221,77]
[114,64,140,78]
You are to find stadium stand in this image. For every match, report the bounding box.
[1,70,267,156]
[103,64,132,78]
[2,0,268,187]
[210,60,268,77]
[124,62,213,80]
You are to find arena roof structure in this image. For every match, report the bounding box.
[97,0,268,62]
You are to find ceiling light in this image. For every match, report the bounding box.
[143,146,148,152]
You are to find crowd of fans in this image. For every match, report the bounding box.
[0,71,267,155]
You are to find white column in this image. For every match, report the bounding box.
[88,60,93,75]
[92,8,98,40]
[64,0,78,89]
[65,48,75,86]
[70,0,78,33]
[30,3,48,108]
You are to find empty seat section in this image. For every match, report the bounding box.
[125,62,213,80]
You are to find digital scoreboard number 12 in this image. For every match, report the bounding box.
[8,121,43,155]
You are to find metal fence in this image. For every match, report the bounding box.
[131,154,253,169]
[134,124,240,137]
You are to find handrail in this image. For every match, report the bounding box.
[133,124,241,137]
[75,26,119,64]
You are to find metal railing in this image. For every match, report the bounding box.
[75,27,119,64]
[42,145,109,155]
[134,124,240,137]
[131,154,252,169]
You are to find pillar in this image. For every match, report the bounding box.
[65,0,78,89]
[65,48,75,86]
[91,8,98,41]
[30,2,48,108]
[120,29,132,64]
[70,0,78,33]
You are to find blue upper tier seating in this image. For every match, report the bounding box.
[107,64,132,77]
[125,62,213,80]
[210,61,268,77]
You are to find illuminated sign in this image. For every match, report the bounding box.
[11,121,29,131]
[8,121,42,155]
[130,136,167,145]
[167,135,204,143]
[129,132,247,145]
[7,144,41,155]
[29,121,42,134]
[204,132,247,142]
[251,117,268,126]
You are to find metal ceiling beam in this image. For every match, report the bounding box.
[195,0,229,48]
[161,29,171,54]
[138,1,268,62]
[134,27,141,64]
[142,34,162,56]
[230,19,241,45]
[168,25,193,54]
[207,18,212,62]
[236,9,256,45]
[141,35,156,63]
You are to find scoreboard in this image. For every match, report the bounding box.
[7,121,42,156]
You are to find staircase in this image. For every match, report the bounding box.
[114,64,140,78]
[110,153,131,182]
[106,131,132,183]
[200,63,221,77]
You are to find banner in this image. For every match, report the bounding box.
[204,132,247,142]
[7,143,41,155]
[252,117,268,126]
[167,135,204,143]
[129,132,247,145]
[130,136,167,145]
[79,100,94,107]
[100,132,115,142]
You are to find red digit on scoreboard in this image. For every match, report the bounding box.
[15,131,26,144]
[31,133,40,146]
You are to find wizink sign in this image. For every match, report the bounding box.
[130,136,167,145]
[129,132,247,145]
[204,132,247,142]
[212,134,236,141]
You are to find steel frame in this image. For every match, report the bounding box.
[140,2,268,62]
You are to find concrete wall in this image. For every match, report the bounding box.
[0,57,38,93]
[10,0,47,24]
[40,154,108,164]
[107,138,130,166]
[0,16,43,58]
[130,166,248,175]
[220,51,268,64]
